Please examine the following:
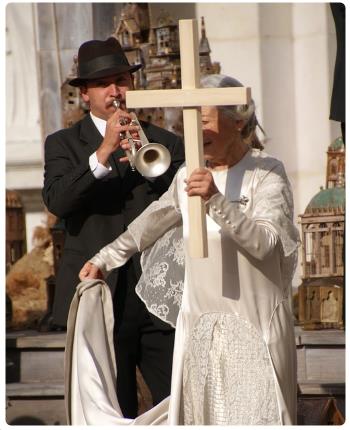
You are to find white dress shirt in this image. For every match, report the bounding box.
[88,112,112,179]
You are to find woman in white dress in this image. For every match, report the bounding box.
[70,74,299,425]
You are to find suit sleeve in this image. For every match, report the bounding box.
[42,133,97,218]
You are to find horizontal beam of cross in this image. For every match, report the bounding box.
[126,87,251,109]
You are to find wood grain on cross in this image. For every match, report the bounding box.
[126,19,251,258]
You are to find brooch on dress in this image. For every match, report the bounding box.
[232,195,249,206]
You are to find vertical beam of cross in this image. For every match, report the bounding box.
[126,19,251,258]
[178,20,208,258]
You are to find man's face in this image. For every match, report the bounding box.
[80,72,134,120]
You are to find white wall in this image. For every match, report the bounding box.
[6,3,43,189]
[292,3,333,214]
[6,3,46,252]
[195,3,263,113]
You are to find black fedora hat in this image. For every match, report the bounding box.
[69,37,142,87]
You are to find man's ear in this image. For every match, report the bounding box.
[80,85,89,103]
[235,119,245,131]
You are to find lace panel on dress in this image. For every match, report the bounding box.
[135,225,184,328]
[183,313,280,425]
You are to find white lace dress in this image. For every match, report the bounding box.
[65,149,299,425]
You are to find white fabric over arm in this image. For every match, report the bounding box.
[251,160,299,257]
[207,159,299,261]
[89,230,138,278]
[89,173,182,279]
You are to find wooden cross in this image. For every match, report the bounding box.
[126,19,251,258]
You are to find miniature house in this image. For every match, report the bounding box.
[148,27,157,57]
[154,10,179,56]
[115,12,141,50]
[199,17,221,76]
[6,190,26,273]
[326,136,345,189]
[145,11,180,90]
[110,9,221,133]
[111,4,149,90]
[298,137,345,329]
[114,3,149,51]
[61,56,88,128]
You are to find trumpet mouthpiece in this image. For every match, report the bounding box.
[112,100,120,109]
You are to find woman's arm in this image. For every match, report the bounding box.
[80,173,182,280]
[206,193,278,260]
[186,164,297,260]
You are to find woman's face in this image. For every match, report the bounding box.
[201,106,242,164]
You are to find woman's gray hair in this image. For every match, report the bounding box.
[200,74,264,148]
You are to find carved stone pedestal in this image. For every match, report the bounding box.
[295,326,345,425]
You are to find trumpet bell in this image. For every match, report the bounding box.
[134,143,171,178]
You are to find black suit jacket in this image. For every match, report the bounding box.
[42,114,185,326]
[330,3,345,123]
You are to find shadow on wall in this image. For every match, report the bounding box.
[8,416,46,425]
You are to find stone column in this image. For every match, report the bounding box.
[35,3,93,137]
[6,3,45,251]
[291,3,334,215]
[259,3,297,187]
[6,3,42,188]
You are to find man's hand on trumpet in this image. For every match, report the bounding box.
[96,105,140,166]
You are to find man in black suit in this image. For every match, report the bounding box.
[42,38,185,418]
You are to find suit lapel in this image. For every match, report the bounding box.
[80,114,103,154]
[112,146,130,177]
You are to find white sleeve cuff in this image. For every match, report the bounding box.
[89,152,112,179]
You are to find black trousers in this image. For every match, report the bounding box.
[113,260,175,418]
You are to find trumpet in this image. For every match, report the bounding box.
[113,100,171,178]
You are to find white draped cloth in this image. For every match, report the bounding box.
[65,148,299,425]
